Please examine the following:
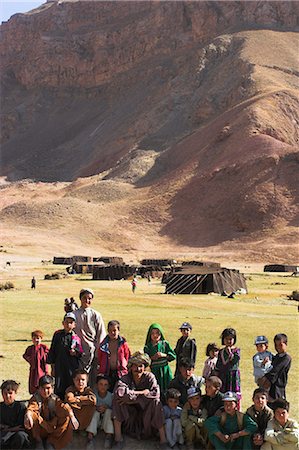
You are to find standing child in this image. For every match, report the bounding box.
[98,320,131,392]
[174,322,197,376]
[163,388,184,448]
[214,328,241,408]
[47,312,83,399]
[202,343,219,379]
[23,330,49,395]
[86,375,114,449]
[253,336,273,387]
[65,369,96,446]
[260,333,291,402]
[0,380,30,449]
[144,323,176,397]
[181,387,206,450]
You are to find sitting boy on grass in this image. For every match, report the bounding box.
[0,380,30,449]
[246,388,273,448]
[181,387,206,450]
[163,388,184,448]
[201,376,224,418]
[86,375,114,449]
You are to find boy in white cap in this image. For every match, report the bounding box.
[181,387,206,449]
[174,322,197,376]
[253,336,273,386]
[205,391,257,449]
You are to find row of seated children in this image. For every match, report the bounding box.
[1,373,298,450]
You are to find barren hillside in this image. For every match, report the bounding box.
[0,1,298,262]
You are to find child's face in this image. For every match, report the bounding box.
[167,397,180,409]
[223,335,235,347]
[74,374,88,392]
[256,343,267,353]
[2,389,16,405]
[97,379,109,395]
[209,349,219,358]
[151,328,161,344]
[188,395,201,410]
[108,324,120,340]
[205,381,219,398]
[275,339,287,354]
[253,393,267,411]
[32,334,42,346]
[224,400,237,416]
[179,365,194,380]
[80,293,93,309]
[63,318,76,333]
[181,328,191,338]
[39,383,53,399]
[274,408,289,426]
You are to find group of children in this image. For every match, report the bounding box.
[1,314,297,450]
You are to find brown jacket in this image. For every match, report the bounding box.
[65,386,96,430]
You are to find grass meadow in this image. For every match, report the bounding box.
[0,262,298,419]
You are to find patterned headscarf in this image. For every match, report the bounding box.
[145,323,165,345]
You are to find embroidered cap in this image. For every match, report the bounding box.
[64,312,76,321]
[223,391,238,402]
[187,387,200,399]
[179,322,192,330]
[254,335,268,345]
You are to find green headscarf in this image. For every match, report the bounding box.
[145,323,165,345]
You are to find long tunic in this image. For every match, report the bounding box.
[265,352,291,400]
[0,401,29,447]
[112,371,164,439]
[174,337,197,375]
[263,418,299,450]
[47,329,83,399]
[73,307,105,373]
[205,412,258,450]
[144,340,176,395]
[23,344,49,394]
[215,347,241,399]
[64,386,96,430]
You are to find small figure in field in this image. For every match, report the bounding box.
[131,276,137,293]
[98,320,131,392]
[24,375,78,450]
[203,342,219,379]
[262,398,299,450]
[0,380,30,449]
[201,376,224,418]
[86,375,114,449]
[246,388,274,449]
[163,388,184,448]
[260,334,291,402]
[253,336,273,387]
[214,328,241,408]
[181,387,207,450]
[174,322,197,376]
[64,297,78,313]
[64,370,96,439]
[47,312,83,399]
[23,330,49,395]
[168,357,205,407]
[31,277,36,289]
[205,391,258,450]
[144,323,176,397]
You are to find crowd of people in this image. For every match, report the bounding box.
[1,288,298,450]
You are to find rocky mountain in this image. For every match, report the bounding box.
[0,1,298,261]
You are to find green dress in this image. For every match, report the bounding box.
[144,323,176,396]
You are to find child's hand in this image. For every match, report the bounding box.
[97,404,107,413]
[253,433,264,445]
[230,432,239,441]
[70,414,79,430]
[24,413,33,430]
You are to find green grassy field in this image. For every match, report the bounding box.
[0,262,298,419]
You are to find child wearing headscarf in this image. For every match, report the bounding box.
[144,323,176,397]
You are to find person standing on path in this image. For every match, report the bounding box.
[31,277,36,289]
[74,288,106,387]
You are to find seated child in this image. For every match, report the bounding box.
[253,336,273,387]
[98,320,131,392]
[181,387,206,450]
[163,388,184,448]
[205,391,257,450]
[86,375,114,449]
[47,312,83,399]
[246,388,274,448]
[260,334,291,402]
[202,343,219,379]
[201,376,224,418]
[169,357,205,407]
[261,398,299,450]
[23,330,49,395]
[24,375,78,450]
[65,370,96,440]
[174,322,197,376]
[0,380,30,449]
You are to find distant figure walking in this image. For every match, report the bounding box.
[31,277,36,289]
[131,277,137,294]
